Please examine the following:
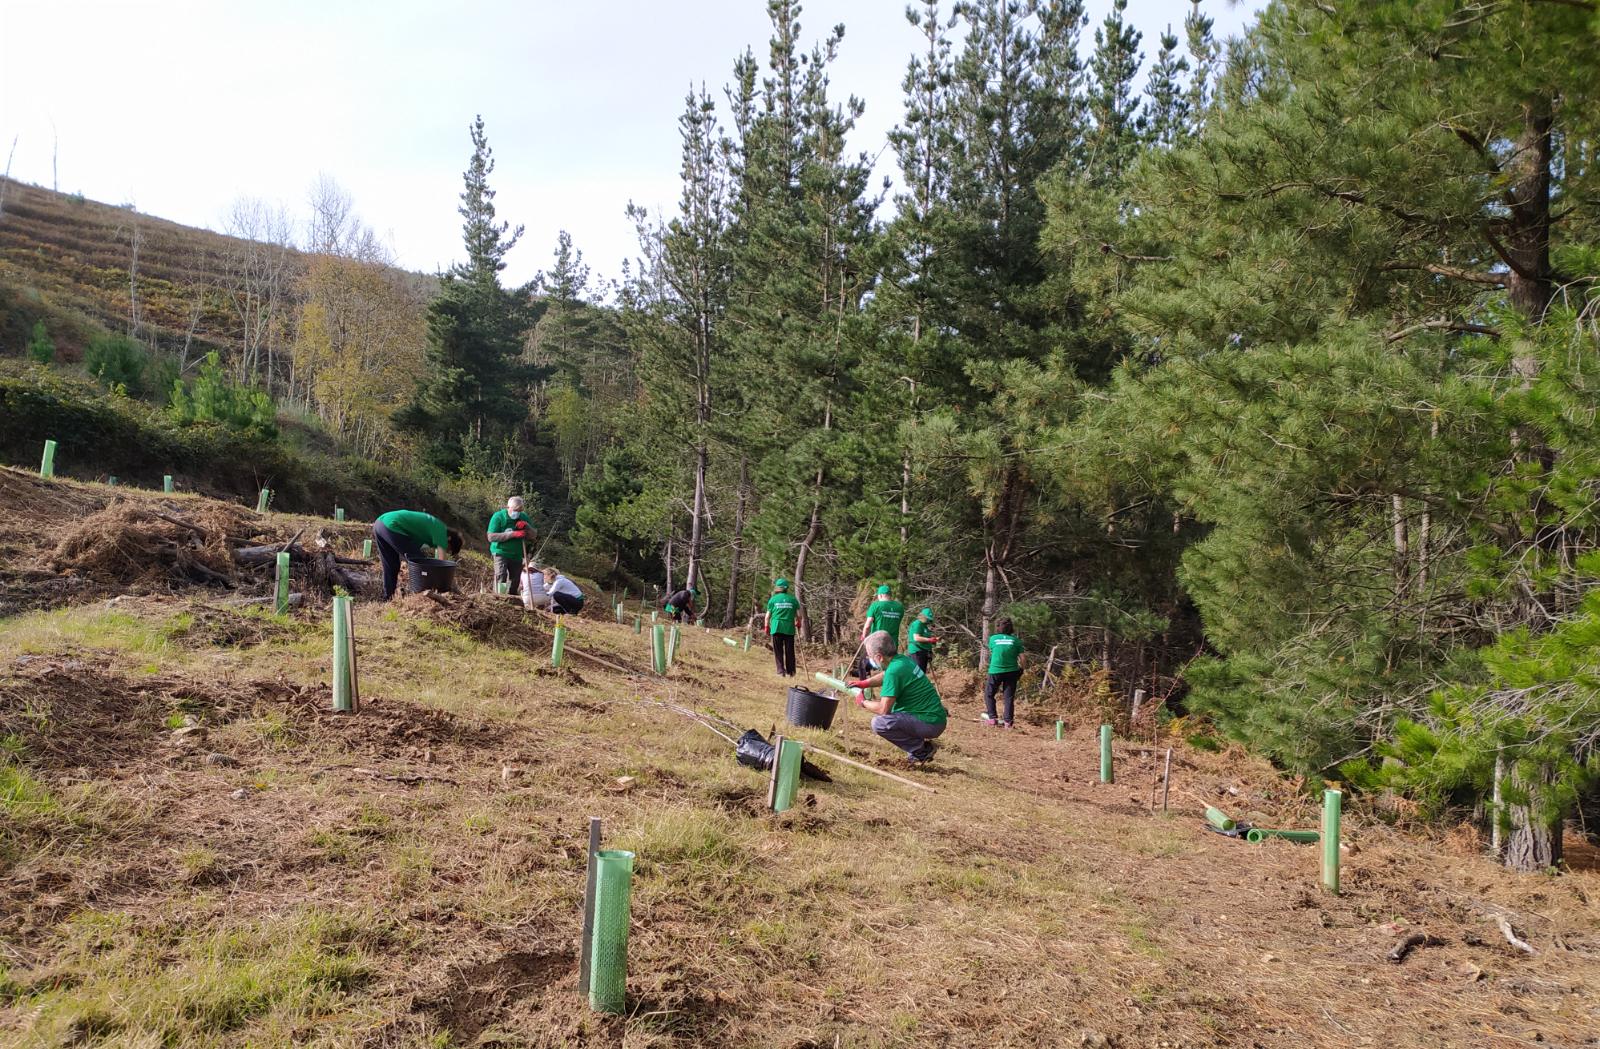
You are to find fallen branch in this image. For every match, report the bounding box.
[349,766,458,786]
[1387,932,1440,964]
[805,743,937,793]
[1495,914,1537,955]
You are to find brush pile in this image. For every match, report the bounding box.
[395,591,547,653]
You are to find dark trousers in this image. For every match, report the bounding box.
[551,593,584,615]
[373,521,426,599]
[911,650,931,673]
[493,555,521,595]
[772,632,796,676]
[984,669,1022,724]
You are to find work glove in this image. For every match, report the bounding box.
[846,679,871,690]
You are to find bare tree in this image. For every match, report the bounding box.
[221,197,297,390]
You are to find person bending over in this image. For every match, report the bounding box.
[983,617,1025,728]
[372,510,462,600]
[763,577,802,677]
[662,586,698,623]
[486,495,533,596]
[848,630,947,765]
[907,607,940,672]
[543,567,585,615]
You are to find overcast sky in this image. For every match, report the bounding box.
[1,0,1259,288]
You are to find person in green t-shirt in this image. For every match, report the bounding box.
[860,584,906,646]
[983,616,1025,727]
[848,630,947,764]
[485,496,534,596]
[373,510,463,599]
[907,607,940,673]
[763,578,803,677]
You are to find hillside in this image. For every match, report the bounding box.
[1,466,1597,1048]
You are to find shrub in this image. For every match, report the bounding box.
[27,321,55,365]
[169,353,277,440]
[84,333,148,392]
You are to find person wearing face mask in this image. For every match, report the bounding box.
[485,496,533,596]
[847,630,947,765]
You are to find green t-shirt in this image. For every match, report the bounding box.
[377,510,447,553]
[987,633,1022,674]
[907,616,936,654]
[766,592,800,635]
[486,508,530,559]
[865,599,905,641]
[879,654,946,725]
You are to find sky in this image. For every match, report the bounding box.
[1,0,1259,289]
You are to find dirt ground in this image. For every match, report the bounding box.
[1,472,1598,1048]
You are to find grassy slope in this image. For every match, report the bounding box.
[1,482,1599,1048]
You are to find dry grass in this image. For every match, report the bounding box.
[1,497,1599,1046]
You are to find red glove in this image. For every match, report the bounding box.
[854,693,868,706]
[847,679,871,690]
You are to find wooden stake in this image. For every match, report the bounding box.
[578,816,602,993]
[766,733,785,810]
[1161,747,1173,812]
[1039,644,1059,692]
[343,598,362,712]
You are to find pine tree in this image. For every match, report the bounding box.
[1083,0,1144,185]
[1143,27,1190,148]
[397,115,533,472]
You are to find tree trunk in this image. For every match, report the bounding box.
[723,456,749,627]
[686,438,708,595]
[1503,759,1563,873]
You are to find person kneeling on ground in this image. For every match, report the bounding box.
[662,586,698,623]
[372,510,462,600]
[485,495,533,596]
[848,630,947,765]
[983,617,1025,728]
[543,566,585,615]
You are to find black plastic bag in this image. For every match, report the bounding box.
[734,729,832,782]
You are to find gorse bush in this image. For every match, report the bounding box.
[84,333,148,392]
[169,352,277,440]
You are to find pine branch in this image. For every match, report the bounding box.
[1385,318,1501,343]
[1379,261,1507,287]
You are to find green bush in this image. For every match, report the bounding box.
[169,353,277,440]
[27,321,54,365]
[84,333,148,392]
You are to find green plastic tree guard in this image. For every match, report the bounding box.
[274,551,291,615]
[332,596,354,712]
[1246,828,1320,844]
[814,672,852,692]
[257,488,270,513]
[335,507,345,523]
[588,849,635,1014]
[39,440,56,478]
[742,634,750,652]
[614,603,623,623]
[552,623,567,667]
[496,579,509,595]
[1099,724,1114,784]
[633,615,641,634]
[650,610,658,623]
[1322,789,1342,894]
[724,637,739,647]
[667,625,680,666]
[651,624,666,674]
[163,475,174,493]
[107,476,117,487]
[362,539,372,559]
[773,738,804,812]
[1055,720,1064,742]
[1204,806,1236,831]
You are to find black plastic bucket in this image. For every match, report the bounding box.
[407,557,458,594]
[786,686,838,730]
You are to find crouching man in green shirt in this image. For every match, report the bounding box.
[848,630,948,765]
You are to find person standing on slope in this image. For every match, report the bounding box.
[372,510,463,600]
[860,584,905,646]
[764,577,802,677]
[848,630,947,765]
[485,495,533,596]
[907,607,940,672]
[983,617,1025,728]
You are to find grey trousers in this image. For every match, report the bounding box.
[493,555,521,595]
[871,712,945,759]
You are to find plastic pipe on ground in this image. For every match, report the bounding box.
[552,623,567,668]
[335,507,345,523]
[332,596,354,713]
[1204,806,1236,831]
[1246,828,1319,844]
[651,625,666,675]
[1099,724,1114,784]
[724,637,739,647]
[40,440,56,479]
[1322,789,1342,895]
[274,551,291,615]
[362,539,372,559]
[163,475,174,493]
[587,849,635,1014]
[773,738,804,812]
[257,489,270,513]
